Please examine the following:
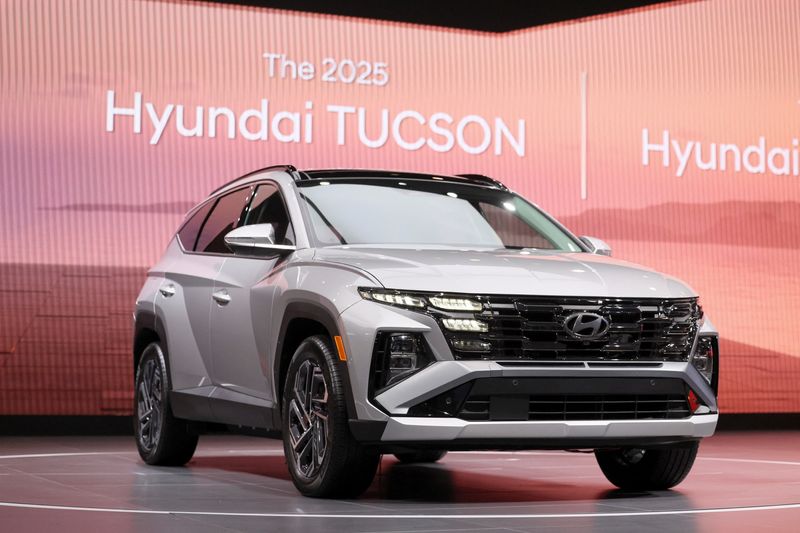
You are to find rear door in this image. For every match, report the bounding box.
[157,199,218,393]
[161,186,252,394]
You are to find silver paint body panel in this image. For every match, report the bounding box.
[381,415,718,441]
[314,246,697,298]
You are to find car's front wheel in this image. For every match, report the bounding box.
[595,441,699,490]
[282,335,380,498]
[134,342,198,466]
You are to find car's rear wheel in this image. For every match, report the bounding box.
[134,342,198,466]
[394,450,447,464]
[595,441,699,490]
[282,335,380,498]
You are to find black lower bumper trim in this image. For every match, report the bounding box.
[349,419,388,441]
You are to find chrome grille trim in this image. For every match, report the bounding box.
[443,296,701,362]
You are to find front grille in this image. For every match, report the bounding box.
[407,377,694,422]
[443,296,700,362]
[460,394,691,421]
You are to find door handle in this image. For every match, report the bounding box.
[212,289,231,305]
[159,284,176,298]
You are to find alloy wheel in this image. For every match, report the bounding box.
[288,359,329,479]
[137,356,163,453]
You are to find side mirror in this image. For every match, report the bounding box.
[580,236,612,256]
[224,223,296,254]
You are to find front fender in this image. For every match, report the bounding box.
[267,263,381,426]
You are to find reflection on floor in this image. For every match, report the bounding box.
[1,431,799,532]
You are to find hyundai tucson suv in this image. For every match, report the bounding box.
[133,166,719,498]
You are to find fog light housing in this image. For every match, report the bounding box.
[388,334,418,383]
[372,333,431,391]
[692,336,716,385]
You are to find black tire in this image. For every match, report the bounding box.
[282,335,380,498]
[595,441,699,490]
[134,342,198,466]
[394,450,447,464]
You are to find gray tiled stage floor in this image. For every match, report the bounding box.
[0,432,799,532]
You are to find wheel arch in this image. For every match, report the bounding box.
[274,301,354,428]
[133,310,168,378]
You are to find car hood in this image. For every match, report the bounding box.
[313,246,696,299]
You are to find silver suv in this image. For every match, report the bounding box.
[133,166,719,497]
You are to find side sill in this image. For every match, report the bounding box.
[171,390,277,430]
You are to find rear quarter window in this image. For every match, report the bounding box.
[177,201,214,251]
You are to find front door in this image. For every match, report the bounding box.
[209,182,297,408]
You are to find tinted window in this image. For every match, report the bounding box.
[243,184,295,245]
[195,187,252,254]
[177,201,213,251]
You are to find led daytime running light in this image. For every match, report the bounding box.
[429,296,483,312]
[361,290,425,308]
[442,318,489,332]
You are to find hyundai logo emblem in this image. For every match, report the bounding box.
[563,312,610,340]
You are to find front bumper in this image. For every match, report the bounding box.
[340,299,719,448]
[380,414,717,444]
[352,360,719,448]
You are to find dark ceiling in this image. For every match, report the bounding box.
[208,0,671,33]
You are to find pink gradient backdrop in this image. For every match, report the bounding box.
[1,0,798,414]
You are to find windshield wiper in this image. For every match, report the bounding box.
[502,245,541,251]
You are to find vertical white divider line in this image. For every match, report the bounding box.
[580,71,588,200]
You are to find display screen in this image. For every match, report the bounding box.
[1,0,797,414]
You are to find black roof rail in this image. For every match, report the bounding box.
[295,169,424,181]
[295,169,508,190]
[455,174,509,191]
[210,167,509,193]
[209,165,297,195]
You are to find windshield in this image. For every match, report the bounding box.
[298,178,583,251]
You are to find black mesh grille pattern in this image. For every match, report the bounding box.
[444,296,700,362]
[407,377,695,422]
[460,394,691,421]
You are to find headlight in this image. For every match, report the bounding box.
[428,296,483,312]
[442,318,489,332]
[359,289,484,312]
[695,299,705,326]
[359,288,494,362]
[359,289,425,308]
[451,339,492,352]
